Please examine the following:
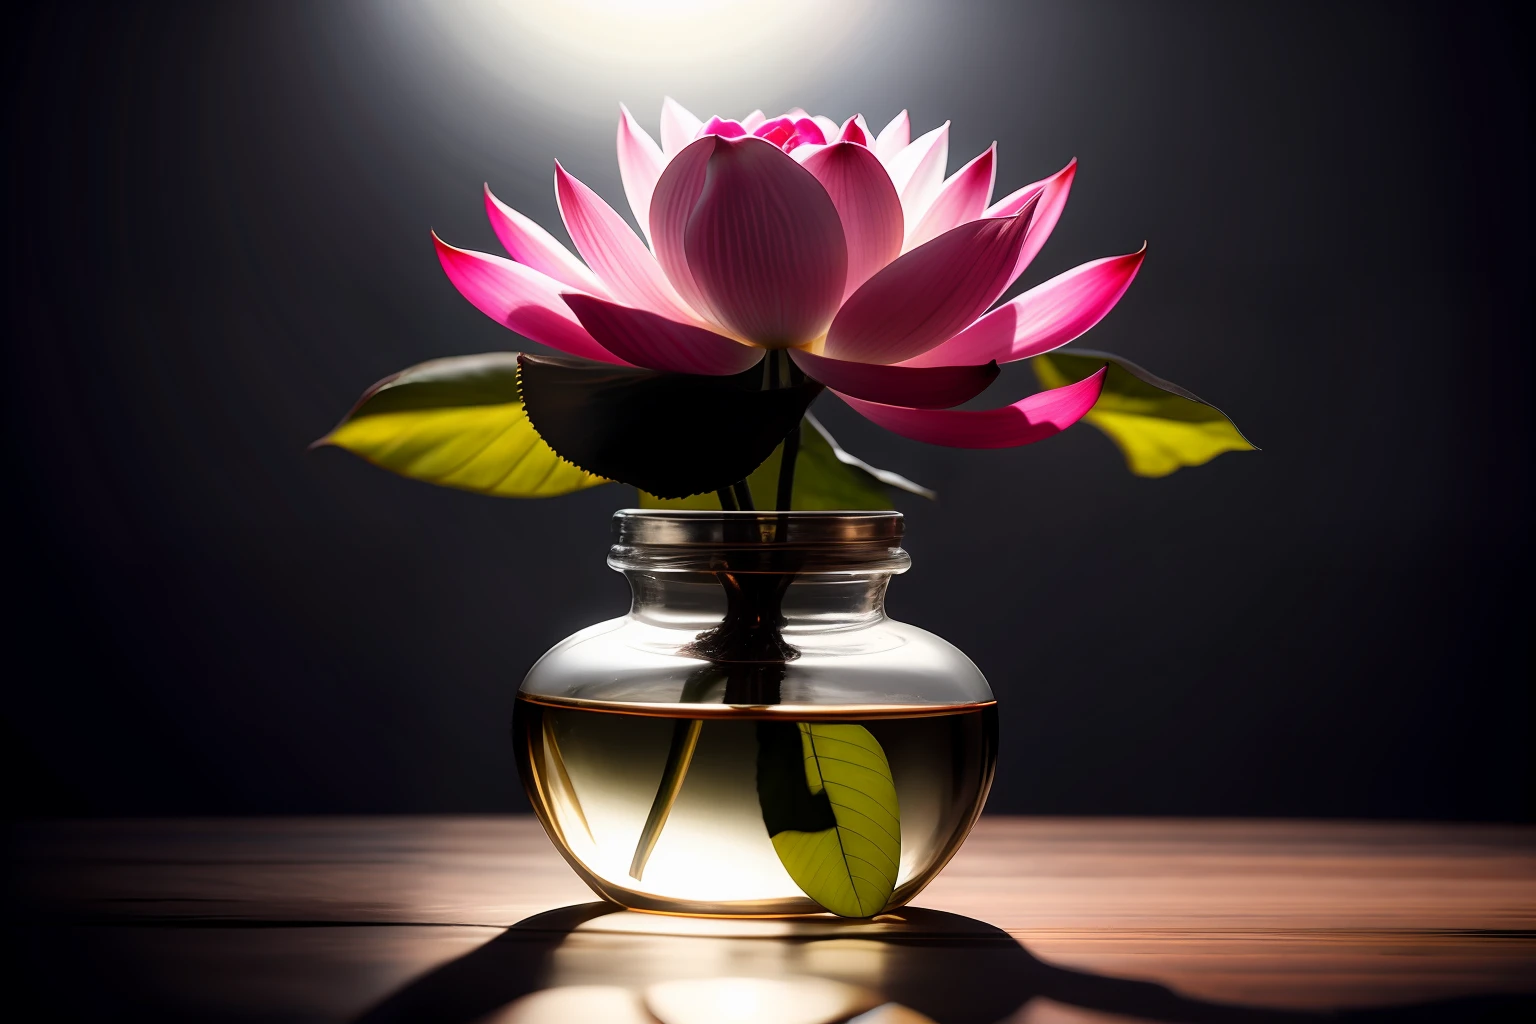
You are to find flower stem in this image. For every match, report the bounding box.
[628,717,703,880]
[717,487,738,511]
[732,479,755,510]
[627,665,722,880]
[776,419,801,511]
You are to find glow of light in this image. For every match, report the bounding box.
[388,0,881,123]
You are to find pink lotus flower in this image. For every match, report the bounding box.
[434,99,1146,449]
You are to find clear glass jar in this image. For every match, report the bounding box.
[513,510,997,918]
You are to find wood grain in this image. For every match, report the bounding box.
[8,817,1534,1023]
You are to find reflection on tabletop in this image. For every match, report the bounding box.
[356,904,1535,1024]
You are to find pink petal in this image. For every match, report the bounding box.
[792,117,827,147]
[484,186,606,295]
[562,294,764,375]
[432,233,625,365]
[839,366,1107,448]
[989,158,1077,285]
[884,121,949,225]
[699,115,748,139]
[754,116,797,147]
[648,136,717,319]
[905,143,996,251]
[681,136,848,346]
[790,349,998,409]
[800,142,904,300]
[836,115,868,146]
[616,104,666,245]
[811,114,839,141]
[823,194,1039,365]
[660,97,703,156]
[554,162,695,322]
[741,109,767,131]
[874,110,910,162]
[904,247,1147,367]
[787,141,828,164]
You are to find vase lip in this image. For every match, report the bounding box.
[610,509,908,573]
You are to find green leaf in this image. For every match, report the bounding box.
[314,353,607,498]
[1032,348,1257,477]
[640,413,935,510]
[756,721,901,918]
[518,353,821,499]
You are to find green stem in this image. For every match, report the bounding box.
[627,666,720,880]
[776,419,801,511]
[629,718,703,880]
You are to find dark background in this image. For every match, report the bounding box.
[4,1,1529,820]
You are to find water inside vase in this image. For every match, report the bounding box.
[514,695,997,917]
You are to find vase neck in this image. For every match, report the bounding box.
[622,570,893,632]
[608,510,908,637]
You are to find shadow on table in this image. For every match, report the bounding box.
[353,903,1532,1024]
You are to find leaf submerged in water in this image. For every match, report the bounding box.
[756,721,900,918]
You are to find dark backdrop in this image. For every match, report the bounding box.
[4,1,1530,819]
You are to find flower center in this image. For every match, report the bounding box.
[751,115,827,153]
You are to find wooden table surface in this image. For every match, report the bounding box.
[7,817,1535,1023]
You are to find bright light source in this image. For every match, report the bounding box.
[390,0,881,124]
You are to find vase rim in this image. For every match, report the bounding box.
[610,509,908,573]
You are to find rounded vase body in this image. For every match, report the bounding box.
[514,511,996,918]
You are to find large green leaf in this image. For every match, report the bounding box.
[756,721,900,918]
[1032,348,1257,477]
[640,413,935,510]
[519,353,822,499]
[313,353,606,498]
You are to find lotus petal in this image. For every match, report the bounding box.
[699,115,748,139]
[904,247,1146,367]
[483,186,607,296]
[823,194,1038,364]
[790,350,997,408]
[616,104,666,245]
[660,97,703,156]
[800,142,904,299]
[905,144,996,251]
[554,162,695,322]
[682,136,847,346]
[840,366,1107,448]
[648,137,717,319]
[563,294,764,376]
[836,115,869,145]
[754,115,798,148]
[811,114,840,141]
[432,234,624,365]
[874,110,910,162]
[883,121,949,226]
[741,109,767,131]
[989,158,1077,284]
[794,117,828,146]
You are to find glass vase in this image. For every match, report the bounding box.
[513,510,997,918]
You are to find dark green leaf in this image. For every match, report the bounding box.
[518,353,822,499]
[639,413,934,509]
